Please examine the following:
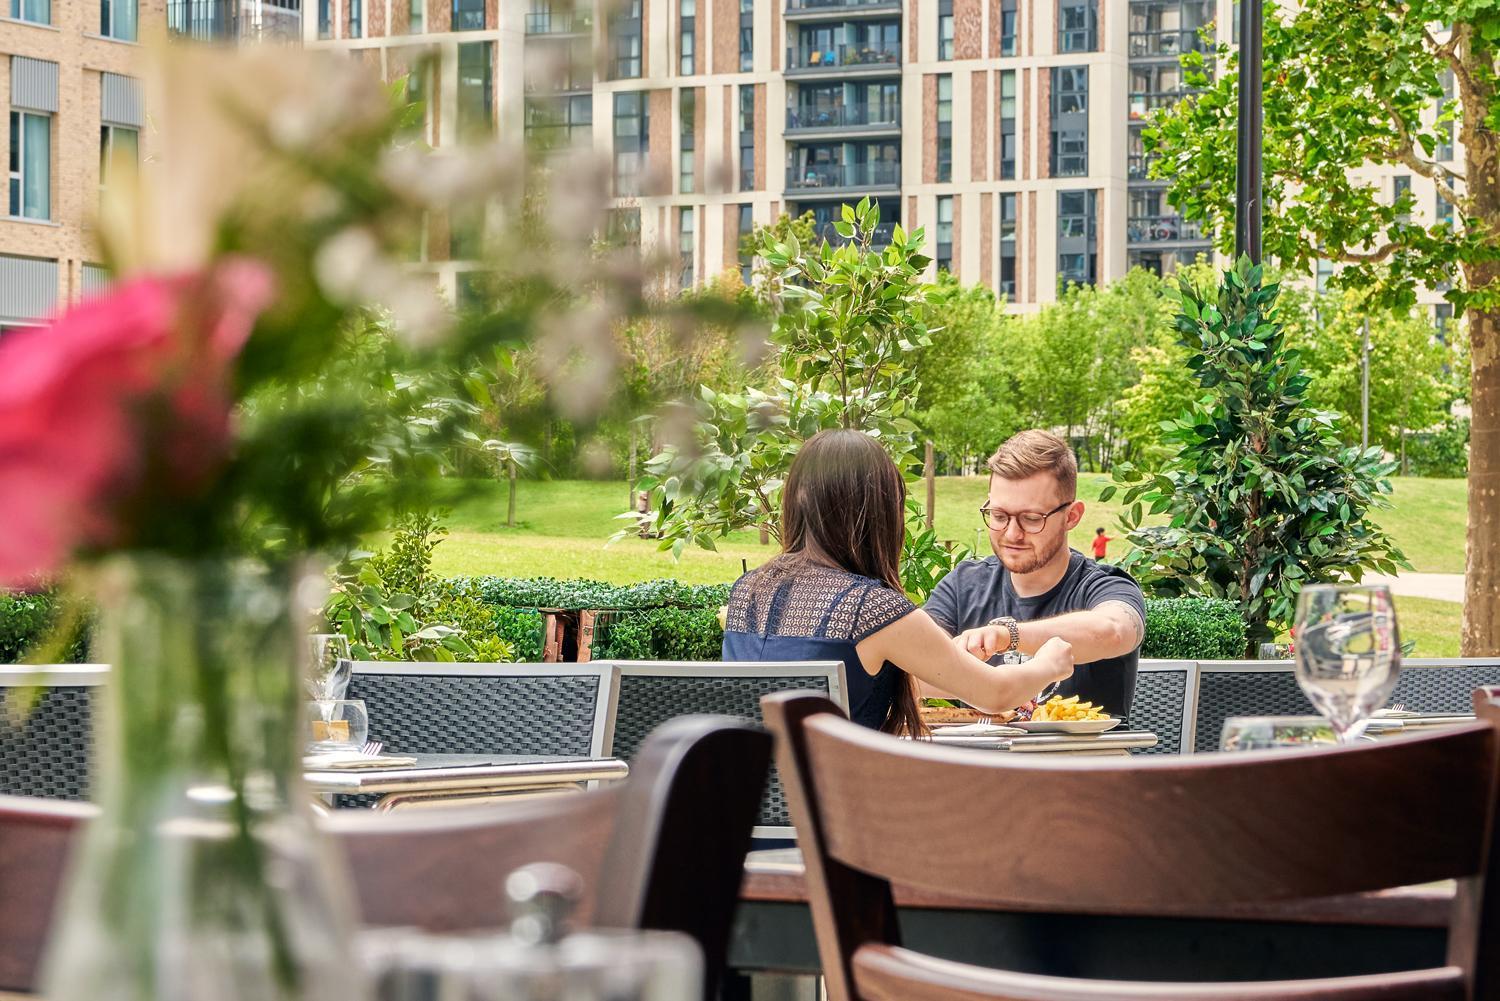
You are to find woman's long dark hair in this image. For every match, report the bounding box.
[781,430,926,737]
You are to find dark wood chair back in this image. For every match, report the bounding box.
[0,715,771,1001]
[765,692,1500,1001]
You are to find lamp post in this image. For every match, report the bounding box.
[1235,0,1264,265]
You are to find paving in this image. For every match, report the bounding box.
[1365,573,1464,603]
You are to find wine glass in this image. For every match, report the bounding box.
[307,632,353,702]
[1293,584,1401,743]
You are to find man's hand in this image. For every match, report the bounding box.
[953,625,1010,662]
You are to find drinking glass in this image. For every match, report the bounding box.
[306,699,369,752]
[307,632,352,702]
[1293,584,1401,743]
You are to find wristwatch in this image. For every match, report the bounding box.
[987,616,1021,654]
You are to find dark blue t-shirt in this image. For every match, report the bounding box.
[924,550,1145,718]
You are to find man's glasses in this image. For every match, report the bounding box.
[979,500,1071,534]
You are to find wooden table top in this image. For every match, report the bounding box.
[741,850,1454,929]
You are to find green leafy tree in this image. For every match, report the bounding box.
[629,199,967,600]
[1107,259,1409,655]
[1145,0,1500,652]
[741,210,820,307]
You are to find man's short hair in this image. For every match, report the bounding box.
[986,430,1078,499]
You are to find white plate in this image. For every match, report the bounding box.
[1011,718,1121,734]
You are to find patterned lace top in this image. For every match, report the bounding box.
[722,555,917,729]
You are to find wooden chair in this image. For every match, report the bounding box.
[764,692,1500,1001]
[0,715,771,1001]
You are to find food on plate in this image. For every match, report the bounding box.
[1031,694,1110,722]
[920,699,1017,725]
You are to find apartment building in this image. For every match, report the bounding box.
[0,0,300,334]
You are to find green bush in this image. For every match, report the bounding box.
[468,576,727,611]
[1142,597,1246,660]
[1405,417,1469,478]
[0,590,90,664]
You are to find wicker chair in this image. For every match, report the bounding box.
[0,666,107,801]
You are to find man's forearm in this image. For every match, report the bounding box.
[1015,602,1142,663]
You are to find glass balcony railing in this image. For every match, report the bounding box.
[786,102,901,130]
[1127,153,1156,180]
[787,0,901,11]
[1127,214,1204,243]
[526,10,594,34]
[1128,28,1210,58]
[786,161,900,190]
[1128,91,1184,119]
[786,43,901,72]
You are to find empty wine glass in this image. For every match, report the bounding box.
[307,632,352,702]
[1293,584,1401,743]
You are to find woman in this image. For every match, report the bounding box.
[723,429,1072,734]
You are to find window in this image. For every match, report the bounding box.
[738,84,755,190]
[1434,303,1453,341]
[611,0,643,78]
[452,0,484,30]
[99,124,138,205]
[936,74,952,183]
[614,91,648,195]
[8,111,50,220]
[740,0,754,71]
[1050,66,1088,177]
[999,192,1017,297]
[680,0,696,74]
[1057,189,1096,287]
[1058,0,1096,52]
[935,196,953,272]
[348,0,362,37]
[100,0,137,40]
[738,203,754,283]
[999,70,1016,179]
[1315,258,1333,294]
[679,207,694,288]
[525,94,592,151]
[680,89,696,193]
[1437,189,1455,227]
[607,207,641,246]
[8,0,48,24]
[318,0,331,37]
[456,42,494,139]
[938,0,954,60]
[1393,175,1412,223]
[409,0,422,33]
[1437,70,1455,161]
[999,0,1017,55]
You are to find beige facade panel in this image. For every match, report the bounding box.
[648,87,673,194]
[922,74,937,183]
[712,0,737,74]
[427,0,451,35]
[907,0,919,62]
[953,0,982,60]
[970,69,988,182]
[980,191,993,289]
[1025,189,1037,303]
[753,82,766,191]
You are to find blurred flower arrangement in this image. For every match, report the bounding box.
[0,39,708,1001]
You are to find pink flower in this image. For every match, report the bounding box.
[0,260,274,586]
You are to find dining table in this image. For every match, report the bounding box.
[304,753,630,811]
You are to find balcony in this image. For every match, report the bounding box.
[786,101,901,136]
[786,43,901,77]
[526,10,594,35]
[1129,91,1185,120]
[1127,153,1159,181]
[785,161,900,196]
[1127,214,1205,244]
[819,220,896,246]
[1128,28,1210,58]
[785,0,903,21]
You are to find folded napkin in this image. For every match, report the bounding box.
[303,752,419,770]
[931,722,1026,736]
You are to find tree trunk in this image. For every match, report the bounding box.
[924,441,935,530]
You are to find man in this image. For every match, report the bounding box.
[925,430,1145,718]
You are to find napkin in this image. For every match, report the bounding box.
[931,722,1026,736]
[303,752,419,770]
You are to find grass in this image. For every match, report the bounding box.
[412,475,1468,656]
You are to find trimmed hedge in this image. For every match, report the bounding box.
[0,590,90,664]
[466,576,730,612]
[1141,597,1246,660]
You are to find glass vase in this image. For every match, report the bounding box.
[43,555,366,1001]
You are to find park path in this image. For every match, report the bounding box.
[1366,572,1464,603]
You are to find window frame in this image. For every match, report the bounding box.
[8,109,50,221]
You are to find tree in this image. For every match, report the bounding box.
[741,210,819,307]
[1145,1,1500,652]
[630,199,967,600]
[1108,259,1409,655]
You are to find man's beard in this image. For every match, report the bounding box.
[997,532,1068,575]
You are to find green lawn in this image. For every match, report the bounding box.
[415,475,1468,657]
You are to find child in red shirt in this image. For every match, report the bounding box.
[1091,527,1112,560]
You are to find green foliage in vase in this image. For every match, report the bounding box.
[1106,258,1410,654]
[629,198,968,601]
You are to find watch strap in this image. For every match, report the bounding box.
[988,616,1020,653]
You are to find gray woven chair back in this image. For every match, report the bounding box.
[0,667,107,801]
[1192,661,1314,753]
[1393,659,1500,713]
[346,663,614,758]
[1127,661,1196,755]
[605,662,846,837]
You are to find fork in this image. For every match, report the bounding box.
[359,740,383,757]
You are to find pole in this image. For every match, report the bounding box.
[1361,317,1370,451]
[1234,0,1264,264]
[924,441,936,531]
[627,429,637,512]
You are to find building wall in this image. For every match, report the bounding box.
[0,1,165,327]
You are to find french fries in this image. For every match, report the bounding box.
[1031,694,1110,722]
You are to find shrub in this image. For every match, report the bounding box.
[1142,597,1246,660]
[0,589,90,664]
